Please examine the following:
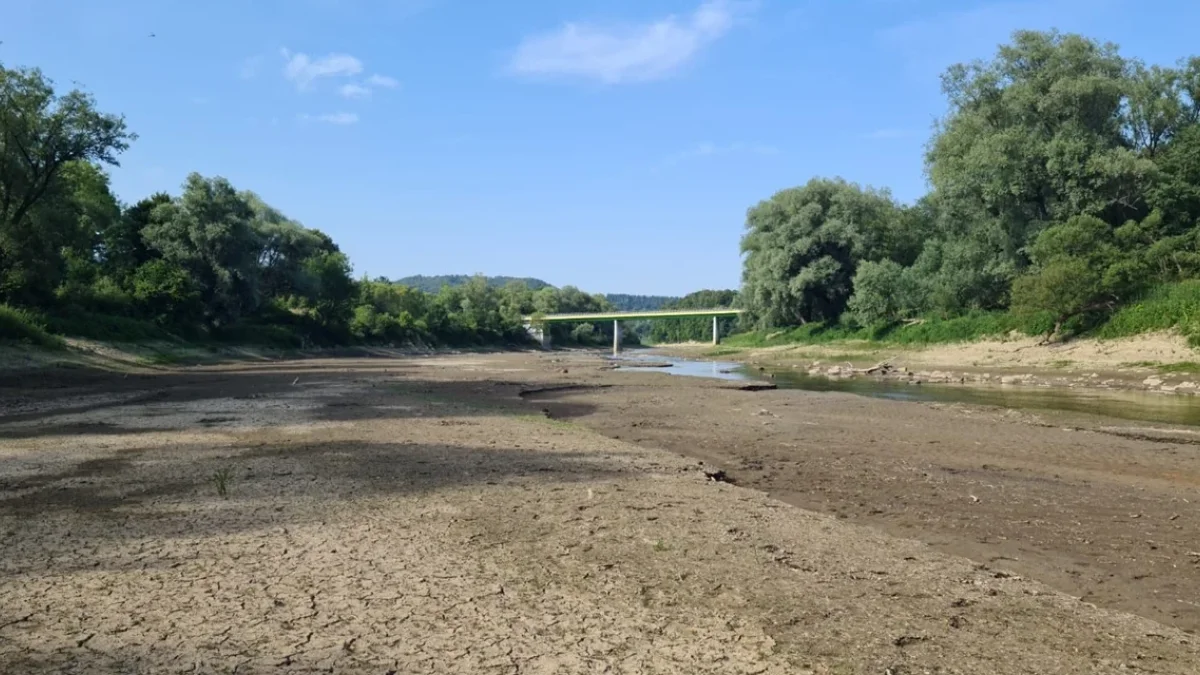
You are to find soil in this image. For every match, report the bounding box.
[2,351,1200,673]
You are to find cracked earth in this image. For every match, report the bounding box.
[1,352,1198,673]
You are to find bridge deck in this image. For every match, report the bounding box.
[524,308,743,323]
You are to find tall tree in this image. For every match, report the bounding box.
[0,64,133,303]
[740,178,900,327]
[142,173,262,326]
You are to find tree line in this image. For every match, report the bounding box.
[0,62,622,349]
[741,30,1200,341]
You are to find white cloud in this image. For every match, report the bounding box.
[300,112,360,125]
[281,48,364,90]
[340,83,372,99]
[366,74,400,89]
[508,0,743,84]
[662,141,779,166]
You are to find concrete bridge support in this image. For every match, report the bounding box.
[525,323,551,350]
[613,320,622,355]
[712,315,719,346]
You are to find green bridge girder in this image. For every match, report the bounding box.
[522,308,743,324]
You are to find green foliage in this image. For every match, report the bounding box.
[731,31,1200,345]
[210,467,234,499]
[725,311,1054,349]
[393,275,552,293]
[1010,215,1139,335]
[741,178,904,327]
[45,311,176,342]
[647,289,738,343]
[1095,281,1200,345]
[846,261,924,326]
[0,64,134,307]
[604,294,679,311]
[131,260,203,328]
[0,305,63,347]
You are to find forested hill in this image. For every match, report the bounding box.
[392,275,552,293]
[603,294,680,311]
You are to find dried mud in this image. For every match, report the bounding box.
[1,352,1198,674]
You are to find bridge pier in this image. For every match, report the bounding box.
[613,320,622,355]
[525,323,551,350]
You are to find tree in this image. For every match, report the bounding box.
[0,64,133,304]
[927,31,1156,275]
[101,193,171,283]
[846,261,925,327]
[141,173,262,326]
[1011,215,1135,337]
[130,259,203,328]
[740,178,900,327]
[648,289,738,343]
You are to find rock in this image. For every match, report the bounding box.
[1143,376,1164,387]
[1179,381,1199,390]
[1000,375,1021,385]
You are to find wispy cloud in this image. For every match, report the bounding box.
[339,83,372,99]
[281,49,364,90]
[300,112,360,125]
[366,74,400,89]
[508,0,746,84]
[662,141,779,166]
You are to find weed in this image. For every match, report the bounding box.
[211,467,235,498]
[516,414,577,430]
[1096,281,1200,345]
[654,539,669,552]
[1157,361,1200,374]
[705,346,744,357]
[0,305,64,348]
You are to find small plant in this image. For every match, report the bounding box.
[211,466,234,498]
[654,539,669,552]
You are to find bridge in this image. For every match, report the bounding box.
[522,308,744,354]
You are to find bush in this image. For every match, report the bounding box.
[45,310,178,342]
[0,305,63,348]
[1096,281,1200,345]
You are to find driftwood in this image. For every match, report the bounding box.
[853,360,893,375]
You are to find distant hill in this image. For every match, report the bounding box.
[604,294,680,311]
[393,275,553,293]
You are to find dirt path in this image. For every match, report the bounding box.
[2,353,1199,673]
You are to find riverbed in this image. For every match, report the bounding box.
[614,352,1200,426]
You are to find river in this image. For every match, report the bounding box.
[612,352,1200,427]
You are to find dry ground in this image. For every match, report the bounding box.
[1,352,1198,674]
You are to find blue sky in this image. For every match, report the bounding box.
[5,0,1200,295]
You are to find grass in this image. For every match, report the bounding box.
[0,305,65,348]
[723,311,1054,350]
[210,467,234,498]
[515,414,578,430]
[45,310,179,342]
[1156,361,1200,374]
[1094,280,1200,345]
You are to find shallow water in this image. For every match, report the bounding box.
[612,353,1200,427]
